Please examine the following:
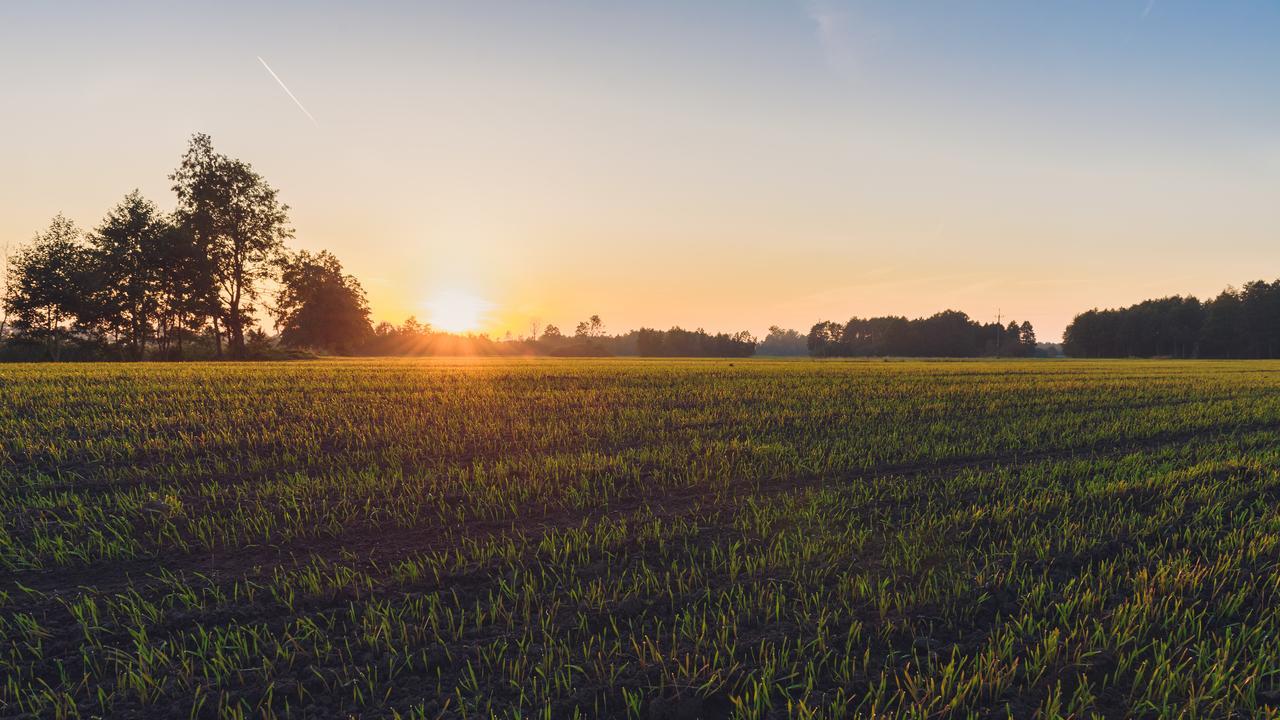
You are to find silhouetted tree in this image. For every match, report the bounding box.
[0,242,11,341]
[1200,289,1246,358]
[274,250,372,353]
[807,321,843,356]
[1240,281,1280,358]
[401,316,428,335]
[81,192,173,359]
[1019,321,1036,355]
[757,326,807,356]
[635,328,664,356]
[150,221,217,358]
[171,133,291,358]
[1064,295,1205,358]
[541,324,562,340]
[3,215,89,360]
[634,327,755,357]
[811,311,1036,358]
[575,314,604,338]
[918,311,981,357]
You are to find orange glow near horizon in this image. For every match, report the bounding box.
[424,290,493,334]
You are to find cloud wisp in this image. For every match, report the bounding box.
[257,56,319,127]
[805,0,854,72]
[801,0,886,78]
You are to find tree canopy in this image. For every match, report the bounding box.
[170,133,292,358]
[1064,282,1280,358]
[274,250,372,354]
[3,215,88,359]
[1,135,334,361]
[807,311,1035,358]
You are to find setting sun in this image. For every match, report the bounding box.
[424,290,492,334]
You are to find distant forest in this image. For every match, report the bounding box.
[1064,283,1280,358]
[806,312,1038,358]
[360,316,757,359]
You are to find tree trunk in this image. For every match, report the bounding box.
[227,271,245,358]
[227,310,245,359]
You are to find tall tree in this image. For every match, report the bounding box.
[3,215,88,360]
[806,321,842,356]
[1240,280,1280,358]
[170,133,291,358]
[274,250,372,353]
[1019,321,1037,355]
[151,221,218,358]
[1200,289,1246,358]
[84,191,170,359]
[0,241,11,341]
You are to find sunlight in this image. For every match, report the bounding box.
[425,289,492,334]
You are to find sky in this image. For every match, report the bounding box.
[2,1,1278,341]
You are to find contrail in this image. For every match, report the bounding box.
[257,56,318,127]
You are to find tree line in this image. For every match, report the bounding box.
[2,134,371,361]
[357,316,757,358]
[1063,281,1280,358]
[1,143,761,361]
[4,133,1051,362]
[806,311,1037,358]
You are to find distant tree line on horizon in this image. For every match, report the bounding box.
[1063,281,1280,358]
[33,131,1266,363]
[806,311,1038,358]
[357,315,757,358]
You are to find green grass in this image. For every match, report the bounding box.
[3,358,1280,718]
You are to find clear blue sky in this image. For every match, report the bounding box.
[3,1,1278,339]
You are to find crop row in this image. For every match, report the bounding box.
[2,359,1279,718]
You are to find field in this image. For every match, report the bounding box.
[4,358,1280,719]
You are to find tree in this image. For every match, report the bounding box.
[807,321,842,356]
[635,327,664,355]
[0,241,11,341]
[3,215,89,360]
[1064,295,1205,358]
[575,315,604,338]
[541,324,562,340]
[151,221,218,358]
[809,312,1036,358]
[401,316,428,335]
[84,191,172,359]
[1200,289,1246,358]
[1019,321,1036,355]
[171,133,292,358]
[1240,281,1280,358]
[274,250,371,353]
[757,326,807,356]
[918,310,980,357]
[633,327,755,357]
